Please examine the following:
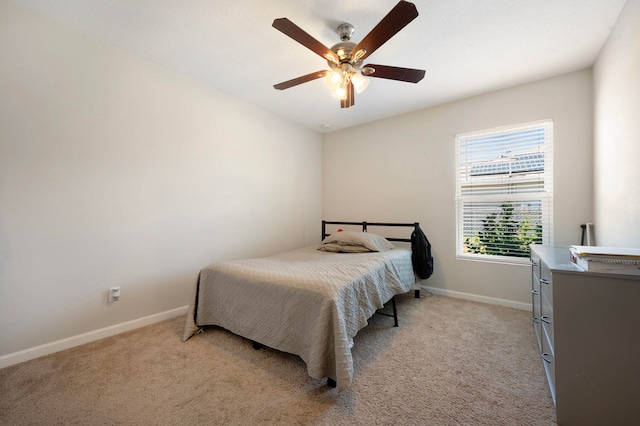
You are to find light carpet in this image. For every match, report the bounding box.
[0,294,556,425]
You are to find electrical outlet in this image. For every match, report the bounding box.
[108,287,121,302]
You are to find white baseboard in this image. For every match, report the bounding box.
[1,291,529,369]
[421,286,531,311]
[0,306,188,369]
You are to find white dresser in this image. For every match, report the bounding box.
[530,244,640,425]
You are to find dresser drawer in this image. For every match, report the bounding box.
[532,271,541,322]
[541,313,554,355]
[531,251,541,280]
[541,331,556,404]
[532,290,541,325]
[532,286,542,350]
[541,284,554,348]
[531,250,542,349]
[540,275,553,310]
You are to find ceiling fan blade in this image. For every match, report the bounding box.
[352,1,419,61]
[340,81,355,108]
[274,70,329,90]
[272,18,339,63]
[363,64,425,83]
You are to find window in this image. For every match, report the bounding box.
[455,120,553,264]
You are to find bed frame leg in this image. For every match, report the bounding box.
[327,378,337,388]
[414,289,420,298]
[391,296,398,327]
[374,296,399,326]
[252,341,262,350]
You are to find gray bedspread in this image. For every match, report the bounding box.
[182,246,415,391]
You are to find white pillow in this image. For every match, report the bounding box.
[318,231,395,253]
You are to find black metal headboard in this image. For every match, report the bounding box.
[322,221,419,243]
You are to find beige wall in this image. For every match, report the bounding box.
[0,1,322,358]
[323,69,594,308]
[593,0,640,247]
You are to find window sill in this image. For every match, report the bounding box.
[456,253,532,266]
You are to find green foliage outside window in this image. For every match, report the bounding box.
[465,203,542,258]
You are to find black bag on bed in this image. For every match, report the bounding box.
[411,226,433,279]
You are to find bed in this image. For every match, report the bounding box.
[182,221,421,391]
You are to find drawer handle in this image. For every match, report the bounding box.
[541,315,552,325]
[532,290,539,295]
[533,317,540,324]
[541,353,552,364]
[540,278,551,285]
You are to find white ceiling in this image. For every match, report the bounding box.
[12,0,627,133]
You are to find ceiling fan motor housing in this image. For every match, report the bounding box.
[328,41,360,66]
[327,23,364,69]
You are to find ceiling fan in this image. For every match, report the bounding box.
[272,0,426,108]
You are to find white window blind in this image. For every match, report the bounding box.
[455,120,553,264]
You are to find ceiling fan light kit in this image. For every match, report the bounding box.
[272,0,426,109]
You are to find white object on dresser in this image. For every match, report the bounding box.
[569,245,640,275]
[530,244,640,426]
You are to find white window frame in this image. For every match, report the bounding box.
[455,119,554,265]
